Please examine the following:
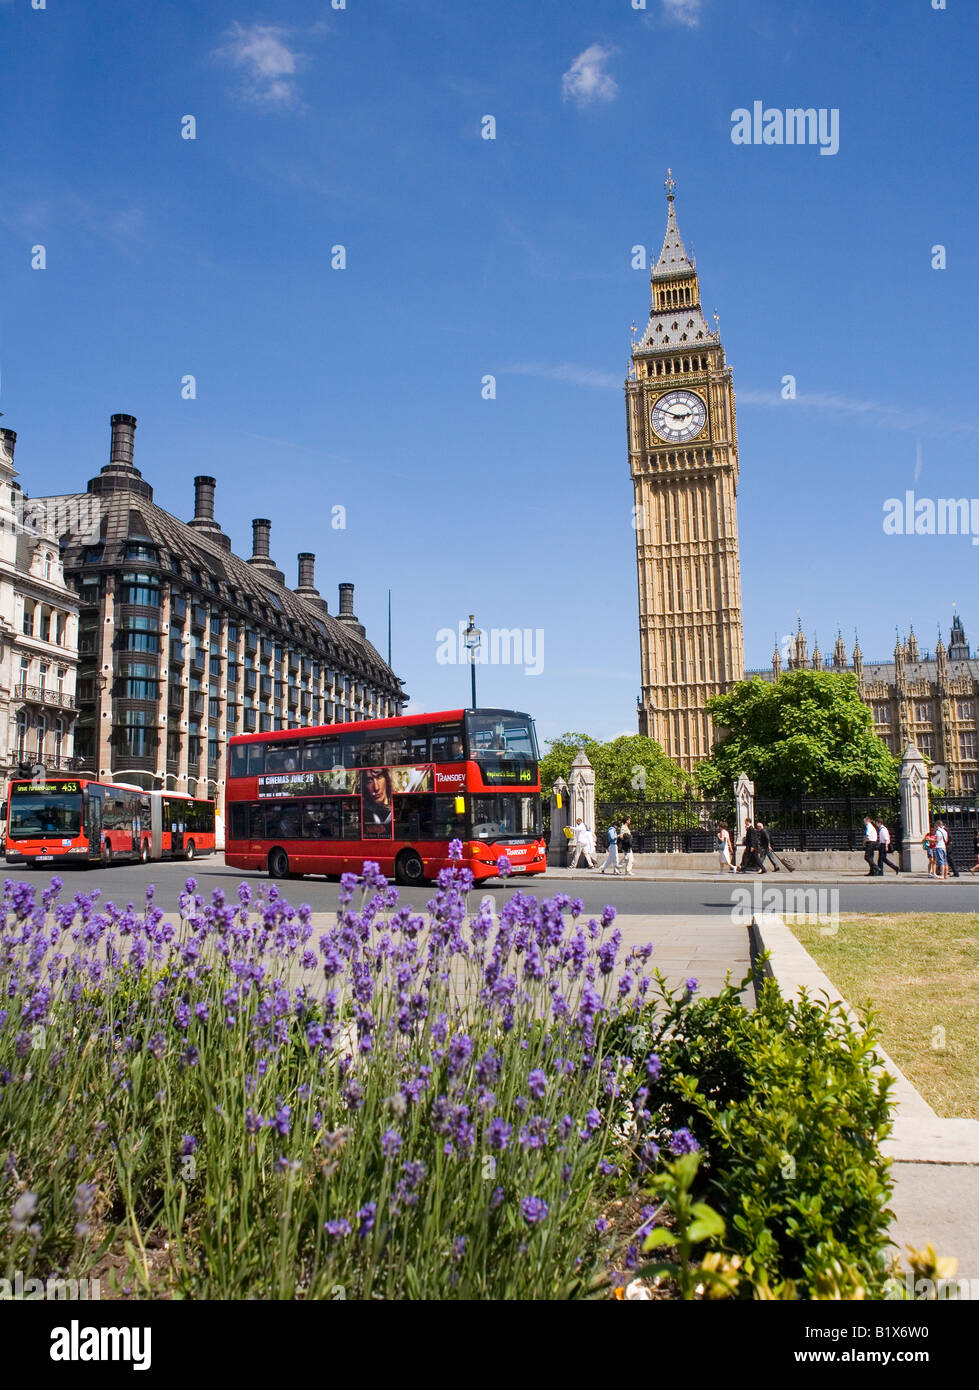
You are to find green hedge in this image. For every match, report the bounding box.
[611,976,896,1297]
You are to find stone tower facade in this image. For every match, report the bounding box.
[627,173,744,774]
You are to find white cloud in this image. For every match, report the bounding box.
[504,362,623,391]
[561,44,618,108]
[738,389,979,441]
[216,22,304,108]
[662,0,707,28]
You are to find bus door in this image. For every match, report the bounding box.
[84,787,102,860]
[171,813,184,857]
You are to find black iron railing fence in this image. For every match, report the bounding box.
[592,792,906,854]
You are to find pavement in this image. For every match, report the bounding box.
[755,911,979,1285]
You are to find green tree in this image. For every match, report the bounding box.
[540,731,691,804]
[696,671,899,798]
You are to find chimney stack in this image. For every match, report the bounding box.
[295,553,328,612]
[194,475,216,521]
[187,475,232,550]
[0,428,15,465]
[251,518,271,560]
[247,518,285,585]
[87,413,153,500]
[109,413,137,468]
[337,582,365,635]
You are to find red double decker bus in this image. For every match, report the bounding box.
[5,777,216,866]
[225,708,546,885]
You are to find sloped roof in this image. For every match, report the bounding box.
[49,483,403,695]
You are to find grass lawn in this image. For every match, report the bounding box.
[788,913,979,1121]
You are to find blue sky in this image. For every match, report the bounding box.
[2,0,978,749]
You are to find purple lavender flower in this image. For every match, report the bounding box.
[527,1068,547,1100]
[324,1218,351,1240]
[487,1117,512,1151]
[447,1032,473,1077]
[489,1186,505,1210]
[179,1135,198,1157]
[520,1196,548,1227]
[274,1104,291,1137]
[595,1217,609,1235]
[448,838,463,861]
[645,1053,661,1080]
[381,1129,402,1160]
[496,855,512,878]
[357,1202,376,1238]
[669,1127,700,1156]
[686,977,699,996]
[452,1235,467,1262]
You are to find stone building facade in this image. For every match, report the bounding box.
[628,173,744,774]
[753,618,979,794]
[31,413,405,803]
[0,427,79,798]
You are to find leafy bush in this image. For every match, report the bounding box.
[614,975,896,1297]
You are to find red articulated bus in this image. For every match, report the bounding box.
[4,777,216,867]
[224,707,546,885]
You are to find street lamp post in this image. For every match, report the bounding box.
[463,614,482,710]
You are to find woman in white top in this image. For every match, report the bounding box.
[716,822,735,873]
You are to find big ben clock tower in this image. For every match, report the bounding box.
[627,172,744,775]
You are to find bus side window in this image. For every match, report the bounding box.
[229,745,248,778]
[431,727,463,762]
[229,804,248,839]
[408,731,429,763]
[341,800,361,840]
[246,743,266,776]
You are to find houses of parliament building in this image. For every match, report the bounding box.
[628,175,979,795]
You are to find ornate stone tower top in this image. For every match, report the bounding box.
[833,630,848,671]
[949,612,969,661]
[907,626,920,662]
[639,171,718,353]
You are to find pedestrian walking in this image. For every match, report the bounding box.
[874,819,900,874]
[738,822,761,872]
[933,820,950,880]
[937,820,960,877]
[862,816,880,875]
[716,822,736,873]
[619,817,635,876]
[600,822,620,875]
[922,828,937,877]
[755,820,780,873]
[568,817,596,870]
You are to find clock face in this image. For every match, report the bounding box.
[650,390,707,443]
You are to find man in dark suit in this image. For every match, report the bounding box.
[755,820,780,872]
[738,822,761,873]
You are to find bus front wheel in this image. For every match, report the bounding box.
[101,844,112,867]
[395,849,426,887]
[268,848,290,880]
